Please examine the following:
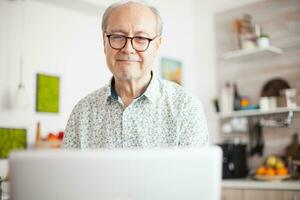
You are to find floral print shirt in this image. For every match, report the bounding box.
[63,74,209,149]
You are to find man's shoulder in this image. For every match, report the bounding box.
[72,84,109,112]
[158,79,200,104]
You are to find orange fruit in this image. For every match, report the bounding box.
[276,168,288,175]
[256,166,267,175]
[264,168,276,176]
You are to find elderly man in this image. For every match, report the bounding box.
[63,1,209,149]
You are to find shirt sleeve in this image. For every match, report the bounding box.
[177,96,210,146]
[63,107,81,149]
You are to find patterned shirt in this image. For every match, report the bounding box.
[63,74,209,149]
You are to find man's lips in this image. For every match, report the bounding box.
[116,59,140,62]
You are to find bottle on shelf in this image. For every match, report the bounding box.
[220,82,234,113]
[35,121,41,148]
[233,83,241,111]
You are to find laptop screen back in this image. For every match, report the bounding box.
[9,146,222,200]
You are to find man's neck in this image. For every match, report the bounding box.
[114,72,152,107]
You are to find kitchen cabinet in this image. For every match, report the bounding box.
[221,189,243,200]
[284,191,300,200]
[222,189,300,200]
[222,179,300,200]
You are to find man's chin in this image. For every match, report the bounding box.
[115,72,138,81]
[115,62,139,70]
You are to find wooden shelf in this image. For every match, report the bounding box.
[218,107,300,119]
[222,46,282,60]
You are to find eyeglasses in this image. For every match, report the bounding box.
[106,34,159,52]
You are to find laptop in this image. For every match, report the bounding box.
[9,146,222,200]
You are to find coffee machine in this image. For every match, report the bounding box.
[218,143,248,179]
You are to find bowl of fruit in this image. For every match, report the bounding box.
[254,155,291,181]
[36,131,64,149]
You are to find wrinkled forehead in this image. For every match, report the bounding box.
[106,3,157,36]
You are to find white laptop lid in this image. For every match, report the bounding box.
[9,146,222,200]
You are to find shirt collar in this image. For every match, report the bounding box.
[110,78,118,100]
[106,71,160,104]
[142,72,160,104]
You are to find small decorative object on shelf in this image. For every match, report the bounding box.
[220,82,234,114]
[255,24,270,48]
[233,14,257,50]
[233,83,241,111]
[283,88,298,108]
[219,82,256,114]
[257,35,270,48]
[233,14,273,51]
[226,14,282,60]
[213,98,220,113]
[35,121,64,149]
[259,96,277,111]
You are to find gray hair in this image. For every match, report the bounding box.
[101,0,163,35]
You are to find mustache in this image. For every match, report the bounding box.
[115,55,141,62]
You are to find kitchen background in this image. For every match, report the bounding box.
[0,0,300,198]
[216,0,300,167]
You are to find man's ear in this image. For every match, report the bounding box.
[103,33,107,54]
[156,36,162,50]
[153,36,162,56]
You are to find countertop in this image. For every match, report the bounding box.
[222,178,300,191]
[2,179,300,200]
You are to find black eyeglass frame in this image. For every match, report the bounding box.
[106,34,159,52]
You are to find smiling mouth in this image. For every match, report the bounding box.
[116,59,140,62]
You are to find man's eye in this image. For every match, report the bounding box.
[111,35,125,41]
[134,37,148,43]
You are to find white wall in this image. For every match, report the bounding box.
[0,0,111,176]
[0,0,108,139]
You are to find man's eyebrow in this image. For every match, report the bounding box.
[134,31,151,37]
[108,29,151,37]
[108,29,128,34]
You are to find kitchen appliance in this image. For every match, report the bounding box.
[218,143,248,179]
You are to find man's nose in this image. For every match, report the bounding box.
[121,38,136,53]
